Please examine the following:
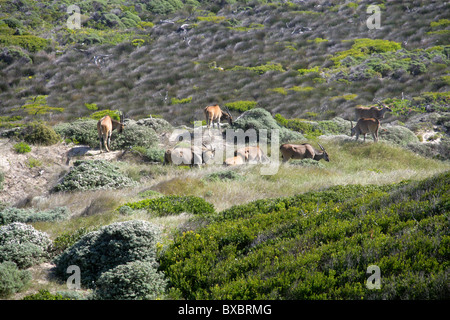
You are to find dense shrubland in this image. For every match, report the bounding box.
[160,172,450,299]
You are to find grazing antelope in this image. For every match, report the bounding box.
[236,146,269,164]
[97,112,125,153]
[280,143,329,162]
[204,104,233,129]
[350,118,380,142]
[164,143,215,167]
[354,104,392,122]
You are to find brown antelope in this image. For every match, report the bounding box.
[354,104,392,122]
[164,143,215,167]
[350,118,380,142]
[280,143,329,162]
[97,112,125,153]
[224,154,245,166]
[204,104,233,129]
[236,146,269,164]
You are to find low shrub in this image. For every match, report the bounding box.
[0,222,52,269]
[0,35,50,52]
[121,196,215,217]
[232,108,304,143]
[205,170,245,182]
[13,142,31,154]
[54,119,98,147]
[132,146,165,163]
[109,123,158,150]
[381,125,419,146]
[0,261,31,298]
[92,260,167,300]
[20,122,60,146]
[225,101,257,112]
[53,160,137,192]
[135,117,173,133]
[22,289,73,300]
[53,220,161,287]
[52,227,97,256]
[0,207,70,225]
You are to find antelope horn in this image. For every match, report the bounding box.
[225,106,232,116]
[318,143,325,151]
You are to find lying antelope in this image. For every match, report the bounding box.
[280,143,329,162]
[354,104,392,122]
[97,112,125,153]
[204,104,233,129]
[224,154,245,166]
[350,118,380,142]
[164,143,215,167]
[236,146,269,164]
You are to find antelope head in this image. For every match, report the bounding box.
[318,143,330,162]
[118,111,125,133]
[224,106,233,125]
[350,120,356,137]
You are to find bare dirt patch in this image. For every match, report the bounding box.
[0,139,122,206]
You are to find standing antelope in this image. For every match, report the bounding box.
[350,118,380,142]
[354,104,392,122]
[164,143,215,167]
[204,104,233,129]
[280,143,329,162]
[97,112,125,153]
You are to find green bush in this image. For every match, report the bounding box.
[121,195,215,216]
[205,170,245,182]
[230,62,285,74]
[0,35,50,52]
[23,289,73,300]
[148,0,184,14]
[89,109,120,121]
[132,146,165,163]
[21,122,60,146]
[54,119,99,147]
[13,142,31,154]
[381,125,419,146]
[0,261,31,298]
[109,123,158,150]
[53,220,161,287]
[0,207,70,225]
[92,261,167,300]
[0,222,52,269]
[53,160,137,192]
[232,108,304,143]
[135,117,173,133]
[0,47,32,65]
[160,172,450,299]
[225,101,257,112]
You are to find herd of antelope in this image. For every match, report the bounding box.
[96,102,392,167]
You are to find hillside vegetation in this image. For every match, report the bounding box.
[0,0,449,301]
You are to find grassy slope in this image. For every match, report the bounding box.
[0,0,448,125]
